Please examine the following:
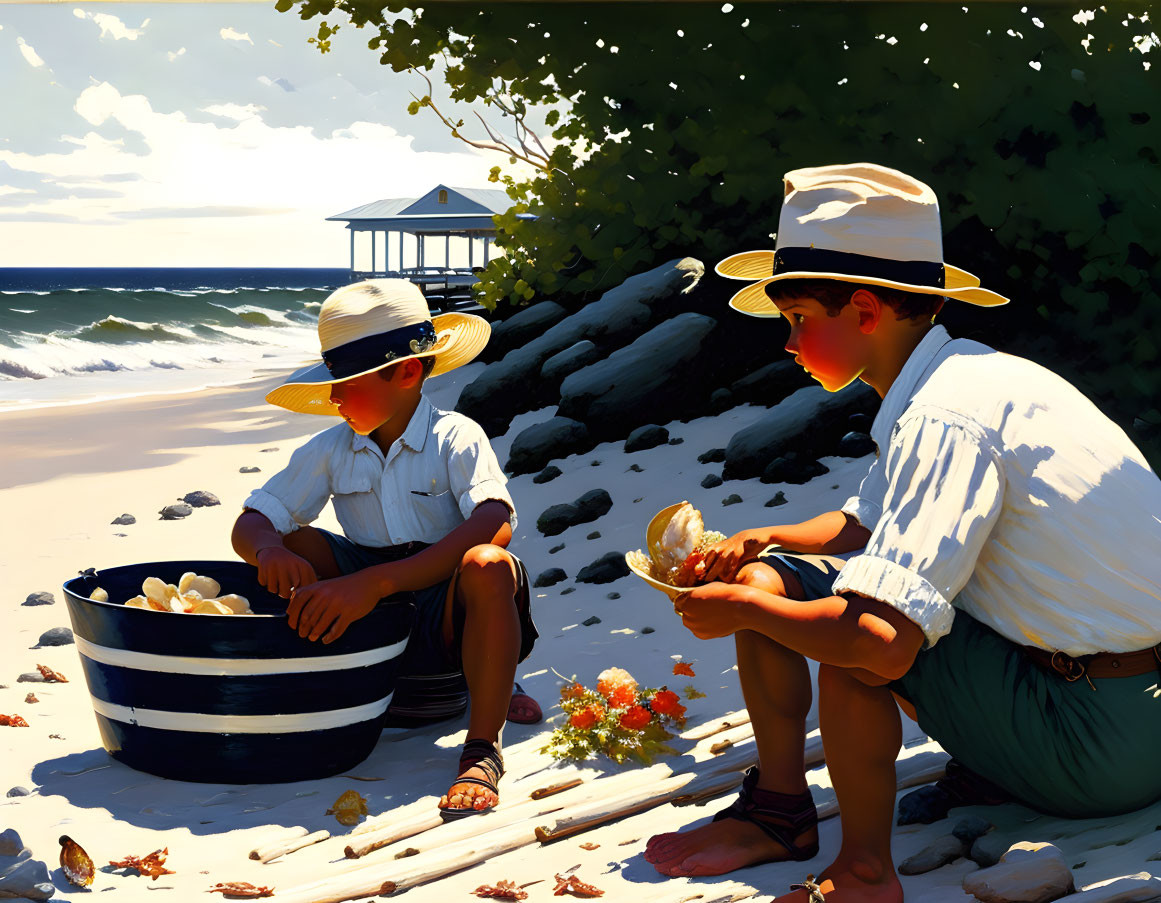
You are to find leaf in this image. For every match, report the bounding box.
[59,836,94,888]
[326,789,369,826]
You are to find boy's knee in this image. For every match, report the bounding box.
[458,544,517,594]
[736,560,803,599]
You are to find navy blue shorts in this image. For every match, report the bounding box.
[316,529,536,678]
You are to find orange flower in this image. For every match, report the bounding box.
[619,705,652,731]
[597,667,638,700]
[563,683,587,700]
[605,684,638,709]
[649,689,686,720]
[673,663,696,677]
[569,705,604,730]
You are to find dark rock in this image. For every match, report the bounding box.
[182,490,220,507]
[536,489,614,537]
[590,459,601,466]
[837,431,877,458]
[953,815,993,845]
[730,359,813,406]
[506,418,593,476]
[765,491,789,507]
[701,473,724,489]
[6,787,30,798]
[708,388,734,413]
[541,339,602,387]
[722,493,743,506]
[534,568,568,588]
[558,312,718,441]
[582,616,602,626]
[607,592,620,600]
[22,592,54,607]
[159,503,193,520]
[724,383,878,480]
[0,856,53,901]
[698,448,727,464]
[970,833,1013,868]
[761,452,830,485]
[533,465,563,484]
[260,447,279,452]
[896,784,952,825]
[628,464,644,473]
[486,301,569,362]
[37,627,73,647]
[586,531,601,540]
[561,587,576,595]
[961,841,1073,903]
[898,834,968,875]
[239,466,261,474]
[110,514,136,526]
[641,626,655,634]
[549,543,566,554]
[17,672,47,683]
[625,424,670,453]
[668,437,684,445]
[576,552,630,584]
[0,828,22,856]
[459,260,701,435]
[848,412,872,432]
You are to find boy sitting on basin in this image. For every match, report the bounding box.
[231,279,538,817]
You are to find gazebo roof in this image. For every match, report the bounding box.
[327,184,527,233]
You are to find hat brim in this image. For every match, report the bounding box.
[264,312,490,415]
[717,250,1008,318]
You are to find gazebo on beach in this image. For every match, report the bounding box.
[327,185,532,310]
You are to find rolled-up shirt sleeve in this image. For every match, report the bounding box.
[242,434,333,535]
[841,453,887,529]
[832,406,1005,648]
[446,421,518,529]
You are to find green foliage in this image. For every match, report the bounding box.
[280,1,1161,460]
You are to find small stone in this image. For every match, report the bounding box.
[953,815,993,845]
[110,513,136,525]
[582,615,602,626]
[624,424,669,453]
[587,531,601,540]
[0,856,53,901]
[6,786,31,797]
[260,447,279,452]
[182,490,220,507]
[971,832,1014,868]
[848,412,872,432]
[962,841,1074,903]
[17,672,46,683]
[633,497,643,503]
[698,448,727,464]
[701,473,724,489]
[533,465,563,484]
[898,834,968,875]
[561,588,576,595]
[722,493,743,506]
[159,503,193,520]
[37,626,74,647]
[24,693,38,704]
[590,459,601,466]
[607,592,620,600]
[0,827,23,855]
[765,491,789,507]
[576,552,631,584]
[239,466,261,474]
[534,568,568,588]
[549,543,566,554]
[22,591,54,606]
[897,784,952,825]
[668,437,683,445]
[641,626,655,634]
[838,431,877,458]
[628,463,644,473]
[708,388,733,412]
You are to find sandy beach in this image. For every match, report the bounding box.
[4,362,1161,903]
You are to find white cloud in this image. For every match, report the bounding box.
[220,27,253,45]
[167,47,186,62]
[200,102,266,121]
[17,37,46,69]
[73,9,149,41]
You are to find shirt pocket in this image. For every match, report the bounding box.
[409,488,463,534]
[331,456,378,498]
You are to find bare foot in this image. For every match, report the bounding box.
[437,762,498,813]
[771,863,903,903]
[644,817,818,876]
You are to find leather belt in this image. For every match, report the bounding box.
[1023,643,1161,682]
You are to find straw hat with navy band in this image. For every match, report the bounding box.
[265,279,490,418]
[717,162,1009,317]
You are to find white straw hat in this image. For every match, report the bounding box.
[265,279,490,416]
[716,163,1008,317]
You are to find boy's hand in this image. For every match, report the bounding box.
[673,583,748,639]
[255,546,318,599]
[287,571,386,644]
[701,529,770,583]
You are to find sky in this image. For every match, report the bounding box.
[0,3,536,268]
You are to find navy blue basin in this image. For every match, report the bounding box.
[62,560,413,784]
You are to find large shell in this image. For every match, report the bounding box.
[212,594,252,614]
[179,572,221,599]
[89,587,109,602]
[649,502,704,576]
[124,596,152,610]
[59,835,94,887]
[191,599,234,615]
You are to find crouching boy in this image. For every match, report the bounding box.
[231,279,538,818]
[645,164,1161,901]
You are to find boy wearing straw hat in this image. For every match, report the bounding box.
[643,164,1161,901]
[231,279,538,818]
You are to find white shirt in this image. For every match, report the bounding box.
[832,325,1161,655]
[243,395,516,547]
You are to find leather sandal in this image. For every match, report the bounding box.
[712,766,819,862]
[506,682,543,725]
[439,738,504,820]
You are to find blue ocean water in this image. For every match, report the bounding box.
[0,268,350,410]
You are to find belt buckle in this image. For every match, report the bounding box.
[1050,650,1085,682]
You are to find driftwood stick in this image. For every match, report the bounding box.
[530,777,584,799]
[680,709,751,742]
[248,826,308,861]
[345,811,444,859]
[252,829,330,863]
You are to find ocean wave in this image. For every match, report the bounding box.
[73,316,193,344]
[0,359,48,379]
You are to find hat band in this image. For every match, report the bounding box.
[322,321,437,380]
[773,247,945,288]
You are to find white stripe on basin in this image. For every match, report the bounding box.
[75,635,407,676]
[90,693,394,734]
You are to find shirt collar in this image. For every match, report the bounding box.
[347,394,434,457]
[871,324,952,449]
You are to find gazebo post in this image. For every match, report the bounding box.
[484,237,491,264]
[349,228,355,277]
[445,233,450,268]
[371,230,376,276]
[468,234,474,269]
